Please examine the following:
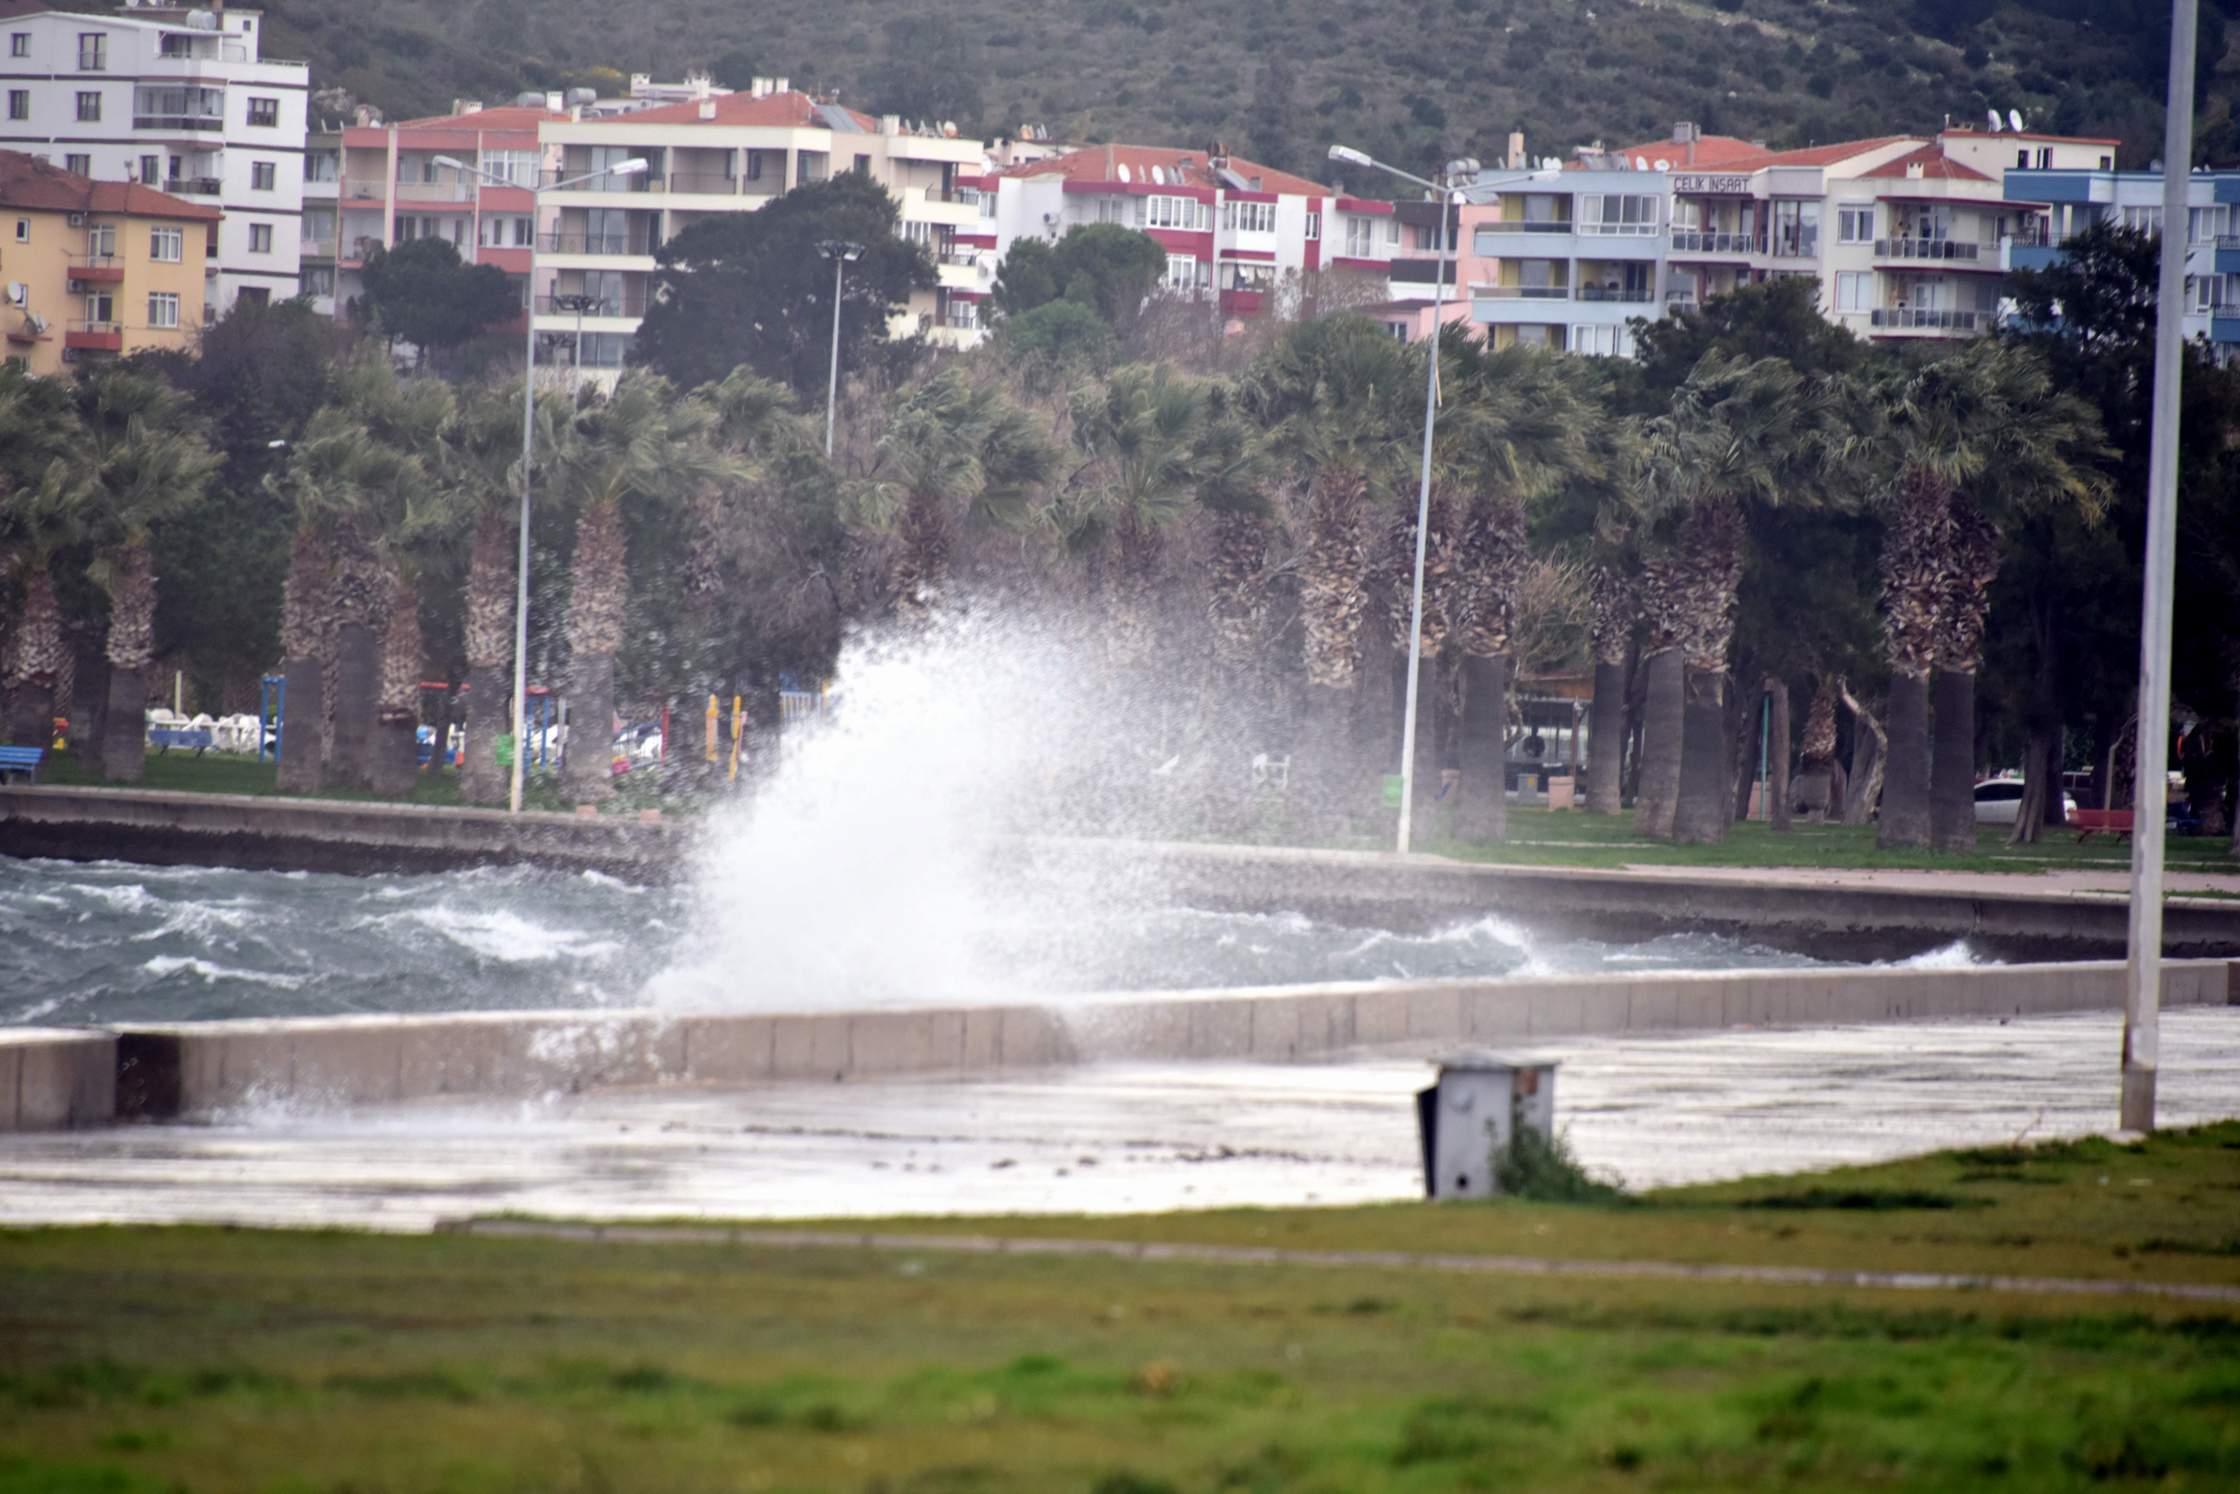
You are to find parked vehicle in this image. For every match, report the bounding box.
[1973,777,2078,826]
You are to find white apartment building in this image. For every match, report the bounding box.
[2006,161,2240,356]
[533,77,984,369]
[1461,124,2117,355]
[970,142,1401,337]
[0,3,307,315]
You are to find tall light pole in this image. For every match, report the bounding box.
[550,291,599,390]
[2120,0,2198,1133]
[1328,144,1550,855]
[819,239,863,457]
[432,152,647,812]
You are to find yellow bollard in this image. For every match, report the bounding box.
[728,694,745,782]
[704,693,718,763]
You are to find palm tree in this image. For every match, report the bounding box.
[1438,340,1599,841]
[274,524,329,793]
[1866,343,2109,850]
[1583,558,1636,816]
[1631,355,1842,845]
[61,370,220,783]
[550,373,739,802]
[1631,539,1688,840]
[0,369,85,748]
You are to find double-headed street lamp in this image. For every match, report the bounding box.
[818,240,864,457]
[431,152,646,812]
[1328,144,1551,855]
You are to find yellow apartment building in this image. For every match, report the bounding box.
[0,148,216,375]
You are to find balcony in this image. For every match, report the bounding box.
[1387,257,1459,285]
[543,168,662,193]
[537,232,653,256]
[534,292,647,318]
[163,175,222,197]
[134,113,224,133]
[65,320,123,352]
[1476,285,1572,300]
[300,236,337,260]
[68,255,126,285]
[1869,307,1988,333]
[392,180,476,204]
[1578,285,1654,304]
[665,171,740,195]
[1669,229,1765,255]
[1874,237,1985,263]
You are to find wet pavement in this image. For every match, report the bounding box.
[3,1007,2235,1232]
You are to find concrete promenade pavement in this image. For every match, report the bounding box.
[1620,864,2240,898]
[5,1007,2234,1232]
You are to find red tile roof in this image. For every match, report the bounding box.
[1000,144,1330,196]
[610,90,879,132]
[392,105,569,132]
[1601,133,1767,169]
[0,149,218,221]
[1858,144,1993,182]
[1940,126,2123,147]
[1751,135,1922,168]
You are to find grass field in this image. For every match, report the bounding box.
[5,1126,2238,1493]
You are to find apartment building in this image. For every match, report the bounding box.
[0,3,306,315]
[0,147,214,373]
[2006,160,2240,356]
[972,142,1402,336]
[533,77,984,369]
[1458,123,2116,356]
[319,101,562,324]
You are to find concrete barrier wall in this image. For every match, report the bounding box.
[78,959,2230,1121]
[0,1029,117,1130]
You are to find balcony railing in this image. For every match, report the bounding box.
[164,175,221,197]
[300,237,337,259]
[665,171,740,195]
[535,293,647,318]
[537,232,651,256]
[544,168,663,192]
[69,318,121,334]
[1869,307,1988,332]
[1578,285,1654,303]
[1486,220,1574,234]
[393,180,476,204]
[1669,229,1765,255]
[69,254,126,280]
[134,113,224,132]
[1476,285,1572,300]
[1874,237,1985,262]
[940,249,985,268]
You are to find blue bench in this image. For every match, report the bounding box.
[0,744,45,782]
[147,727,213,755]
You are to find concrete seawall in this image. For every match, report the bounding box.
[3,959,2223,1129]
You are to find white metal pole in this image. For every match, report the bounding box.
[825,253,845,458]
[508,191,539,815]
[1395,187,1453,855]
[2122,0,2198,1133]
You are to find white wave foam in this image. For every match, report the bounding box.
[398,905,623,965]
[71,883,155,917]
[1888,940,1987,970]
[142,955,306,989]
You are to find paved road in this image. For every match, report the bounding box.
[1615,864,2240,897]
[4,1007,2234,1233]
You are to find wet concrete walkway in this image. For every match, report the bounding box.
[2,1008,2235,1232]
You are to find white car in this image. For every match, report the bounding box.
[1973,777,2077,826]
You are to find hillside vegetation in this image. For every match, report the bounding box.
[271,0,2240,183]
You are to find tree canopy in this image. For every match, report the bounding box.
[353,237,519,361]
[991,225,1166,329]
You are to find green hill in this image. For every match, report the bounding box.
[275,0,2235,181]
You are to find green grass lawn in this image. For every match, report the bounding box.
[27,749,658,816]
[4,1127,2238,1493]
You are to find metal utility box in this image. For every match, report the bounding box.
[1416,1051,1560,1200]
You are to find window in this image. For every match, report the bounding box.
[474,150,536,189]
[86,224,113,256]
[1573,324,1632,357]
[249,222,273,253]
[1770,200,1820,258]
[2121,205,2164,236]
[1093,195,1129,225]
[479,214,532,248]
[147,292,180,329]
[1837,205,1874,244]
[1385,217,1400,245]
[1580,194,1659,235]
[237,286,269,309]
[1304,210,1320,240]
[12,219,25,244]
[1222,199,1275,233]
[160,33,193,58]
[6,91,26,121]
[1834,271,1870,312]
[1163,253,1206,291]
[77,32,105,71]
[247,96,279,127]
[2189,272,2238,313]
[139,155,159,185]
[150,225,182,262]
[252,160,276,191]
[64,153,90,178]
[135,85,223,126]
[945,298,978,331]
[1511,324,1554,349]
[8,33,25,58]
[301,265,335,298]
[1224,261,1274,292]
[852,152,870,174]
[1143,193,1204,230]
[1344,214,1375,257]
[902,219,935,246]
[84,291,113,325]
[2191,205,2231,244]
[75,91,100,122]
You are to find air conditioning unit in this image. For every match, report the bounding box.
[66,212,88,227]
[60,346,77,363]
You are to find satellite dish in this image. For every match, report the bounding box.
[1542,156,1561,171]
[1986,109,2002,132]
[1653,158,1671,171]
[1634,155,1649,170]
[25,313,45,334]
[1152,164,1166,185]
[1117,162,1131,182]
[2008,108,2025,132]
[4,283,22,305]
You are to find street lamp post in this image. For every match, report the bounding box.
[819,240,864,458]
[1327,144,1549,855]
[431,153,646,812]
[549,291,600,389]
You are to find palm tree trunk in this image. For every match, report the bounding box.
[1930,668,1978,852]
[276,650,325,794]
[367,572,424,799]
[329,620,379,788]
[97,539,159,783]
[1673,665,1731,845]
[1766,676,1792,831]
[1586,659,1626,815]
[1878,670,1933,848]
[69,624,107,776]
[1838,680,1886,826]
[99,668,145,782]
[1634,648,1685,840]
[562,495,629,804]
[7,678,50,750]
[1298,470,1369,827]
[1453,652,1508,842]
[564,649,617,801]
[459,509,514,806]
[6,564,65,747]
